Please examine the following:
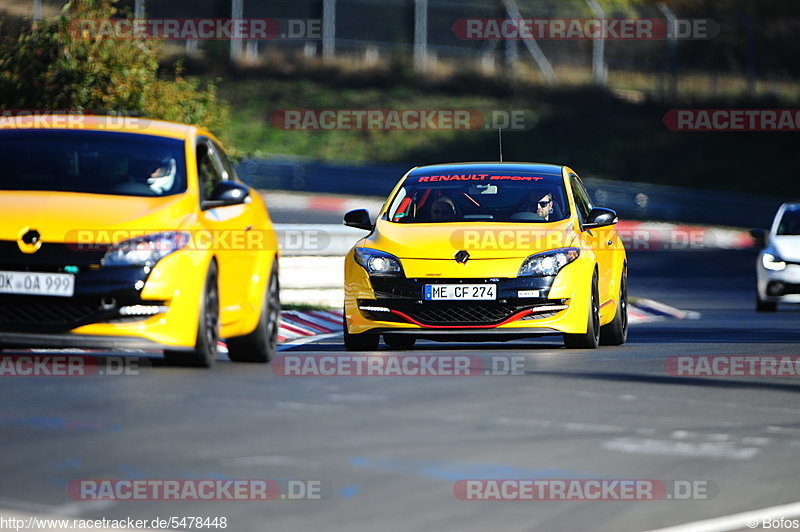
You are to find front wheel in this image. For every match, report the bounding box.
[600,271,628,346]
[228,260,281,363]
[164,261,219,367]
[343,313,379,351]
[756,293,777,312]
[563,272,600,349]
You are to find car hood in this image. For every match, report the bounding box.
[0,191,195,243]
[771,235,800,262]
[365,219,578,260]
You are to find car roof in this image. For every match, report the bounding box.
[781,203,800,211]
[407,162,564,176]
[0,115,203,141]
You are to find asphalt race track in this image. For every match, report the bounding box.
[2,247,800,532]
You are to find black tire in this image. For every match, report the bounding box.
[563,272,600,349]
[756,293,777,312]
[600,270,628,346]
[383,334,416,349]
[164,261,219,367]
[227,260,280,363]
[343,313,379,351]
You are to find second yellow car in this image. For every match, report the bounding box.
[343,162,627,350]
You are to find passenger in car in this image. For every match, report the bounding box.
[430,196,457,221]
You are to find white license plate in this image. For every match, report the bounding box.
[0,271,75,297]
[424,284,496,301]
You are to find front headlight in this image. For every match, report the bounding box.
[518,248,580,277]
[102,232,190,267]
[354,248,404,277]
[762,252,786,272]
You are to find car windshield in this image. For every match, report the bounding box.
[0,130,187,197]
[385,171,569,223]
[777,209,800,235]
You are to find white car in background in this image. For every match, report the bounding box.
[752,203,800,311]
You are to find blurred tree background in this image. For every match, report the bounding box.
[1,0,799,196]
[0,0,228,133]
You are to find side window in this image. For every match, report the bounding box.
[387,188,408,221]
[196,141,223,201]
[570,174,593,222]
[212,142,237,181]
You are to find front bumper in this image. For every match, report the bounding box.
[0,268,163,333]
[0,244,208,349]
[757,263,800,303]
[0,331,191,351]
[345,266,593,336]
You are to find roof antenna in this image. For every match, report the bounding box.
[498,128,503,163]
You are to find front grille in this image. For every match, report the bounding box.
[0,296,109,332]
[359,299,567,327]
[0,295,164,332]
[410,304,526,325]
[768,282,800,296]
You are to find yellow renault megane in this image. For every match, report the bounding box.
[343,163,627,350]
[0,116,280,367]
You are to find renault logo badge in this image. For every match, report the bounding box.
[18,228,42,254]
[454,250,470,264]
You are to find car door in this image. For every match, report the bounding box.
[196,138,255,325]
[570,173,615,306]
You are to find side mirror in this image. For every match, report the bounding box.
[202,181,250,210]
[749,228,767,249]
[582,207,618,230]
[344,209,373,231]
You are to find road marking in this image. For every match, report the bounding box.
[328,392,386,403]
[603,437,760,460]
[275,401,344,413]
[493,416,628,434]
[277,332,342,351]
[46,500,117,517]
[740,436,770,446]
[350,456,580,482]
[339,484,360,498]
[766,425,800,435]
[225,455,320,468]
[642,500,800,532]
